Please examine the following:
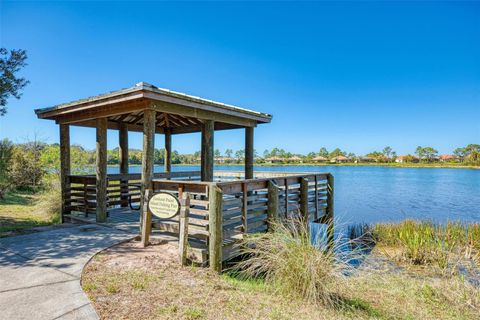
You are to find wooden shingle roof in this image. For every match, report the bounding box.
[35,82,272,134]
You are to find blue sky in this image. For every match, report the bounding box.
[1,1,479,155]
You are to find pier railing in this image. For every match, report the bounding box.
[65,171,201,216]
[147,172,334,271]
[65,170,334,271]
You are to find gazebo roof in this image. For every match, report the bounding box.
[35,82,272,134]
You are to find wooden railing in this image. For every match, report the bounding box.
[148,172,334,271]
[217,173,333,261]
[66,170,333,271]
[65,171,201,216]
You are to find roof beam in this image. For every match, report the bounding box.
[72,119,166,134]
[38,92,145,119]
[55,100,149,125]
[151,101,257,127]
[144,90,269,123]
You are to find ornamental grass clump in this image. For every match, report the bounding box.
[233,220,348,306]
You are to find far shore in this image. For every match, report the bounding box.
[107,162,480,170]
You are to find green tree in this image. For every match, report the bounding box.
[1,48,29,116]
[107,148,119,165]
[382,146,395,161]
[415,146,424,159]
[171,150,181,164]
[329,148,345,158]
[318,147,329,158]
[235,149,245,162]
[453,147,466,159]
[306,152,316,160]
[415,146,438,162]
[465,144,480,155]
[71,145,91,173]
[215,149,221,158]
[40,144,60,174]
[225,149,233,158]
[154,148,165,164]
[9,141,46,189]
[366,151,386,162]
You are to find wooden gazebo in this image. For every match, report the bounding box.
[35,82,333,271]
[35,82,272,221]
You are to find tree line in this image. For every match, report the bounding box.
[260,144,480,163]
[1,137,479,198]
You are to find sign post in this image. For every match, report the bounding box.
[141,189,152,247]
[141,191,181,247]
[148,192,180,219]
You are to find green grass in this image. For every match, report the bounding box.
[183,308,206,320]
[0,187,61,237]
[0,191,60,237]
[365,220,480,273]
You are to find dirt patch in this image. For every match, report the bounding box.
[82,238,343,320]
[82,238,480,320]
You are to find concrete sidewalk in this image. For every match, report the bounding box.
[0,224,135,320]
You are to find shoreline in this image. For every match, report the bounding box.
[108,163,480,170]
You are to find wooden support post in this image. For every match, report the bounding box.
[96,118,108,223]
[242,182,248,233]
[141,109,156,228]
[179,192,190,265]
[119,123,129,207]
[314,175,319,221]
[119,123,129,174]
[326,174,335,251]
[164,128,172,173]
[284,179,289,218]
[208,185,223,272]
[245,127,254,180]
[59,124,71,222]
[140,189,152,247]
[201,120,214,182]
[83,181,88,217]
[267,180,279,231]
[300,178,309,228]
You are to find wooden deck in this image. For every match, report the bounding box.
[65,207,141,233]
[64,207,210,263]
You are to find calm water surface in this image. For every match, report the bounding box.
[107,165,480,224]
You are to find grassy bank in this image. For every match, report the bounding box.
[82,221,480,320]
[0,187,61,237]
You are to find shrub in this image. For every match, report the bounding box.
[233,220,348,306]
[35,179,62,223]
[10,144,46,190]
[0,138,14,199]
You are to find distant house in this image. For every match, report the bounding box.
[287,156,303,163]
[312,156,328,163]
[214,156,234,164]
[330,156,349,163]
[439,154,457,162]
[358,156,375,163]
[265,156,283,164]
[395,155,419,163]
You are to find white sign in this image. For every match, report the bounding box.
[148,192,180,219]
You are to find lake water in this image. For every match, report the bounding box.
[107,165,480,224]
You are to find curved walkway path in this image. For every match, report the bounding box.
[0,224,135,320]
